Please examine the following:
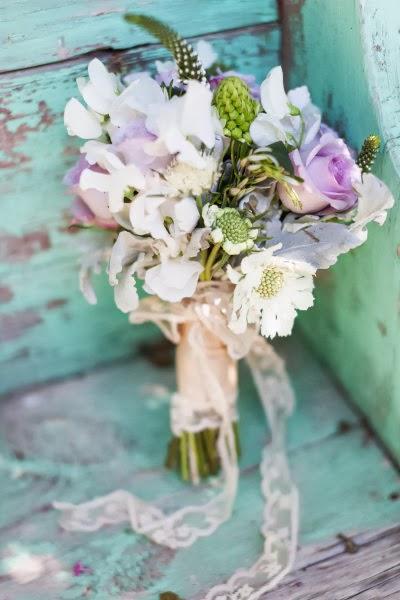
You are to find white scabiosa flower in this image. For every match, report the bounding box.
[203,205,258,255]
[228,244,315,339]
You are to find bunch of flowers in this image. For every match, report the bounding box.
[63,14,393,479]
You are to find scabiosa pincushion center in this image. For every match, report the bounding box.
[214,76,259,144]
[203,205,258,255]
[256,267,284,299]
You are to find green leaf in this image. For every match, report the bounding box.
[268,141,294,175]
[124,13,206,84]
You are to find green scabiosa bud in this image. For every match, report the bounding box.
[213,76,259,144]
[357,135,381,173]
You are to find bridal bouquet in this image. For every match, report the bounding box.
[59,13,394,598]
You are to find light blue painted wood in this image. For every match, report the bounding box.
[0,336,398,599]
[281,0,400,463]
[0,0,278,71]
[0,26,280,394]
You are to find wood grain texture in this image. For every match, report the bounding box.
[281,0,400,464]
[0,25,280,395]
[0,0,278,72]
[266,525,400,599]
[0,336,399,599]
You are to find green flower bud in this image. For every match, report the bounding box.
[213,76,260,144]
[357,135,381,173]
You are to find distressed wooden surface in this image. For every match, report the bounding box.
[0,23,280,395]
[0,0,278,71]
[267,525,400,599]
[0,335,399,599]
[281,0,400,463]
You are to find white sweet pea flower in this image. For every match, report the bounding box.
[195,40,217,69]
[64,59,123,139]
[203,204,258,255]
[130,193,199,254]
[351,173,395,241]
[64,98,103,139]
[77,58,121,115]
[250,66,321,149]
[80,152,145,213]
[113,74,166,125]
[145,80,216,167]
[109,231,154,313]
[144,257,203,302]
[228,244,315,339]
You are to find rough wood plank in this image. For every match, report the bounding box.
[0,0,278,72]
[0,25,280,394]
[281,0,400,464]
[266,526,400,599]
[0,336,399,599]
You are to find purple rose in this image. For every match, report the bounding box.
[279,125,361,214]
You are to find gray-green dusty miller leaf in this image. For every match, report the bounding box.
[271,221,364,270]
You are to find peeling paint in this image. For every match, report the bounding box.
[0,310,42,342]
[0,230,50,263]
[0,285,13,303]
[0,102,55,169]
[46,299,68,310]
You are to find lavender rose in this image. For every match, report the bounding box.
[279,125,361,214]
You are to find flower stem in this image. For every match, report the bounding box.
[203,243,221,281]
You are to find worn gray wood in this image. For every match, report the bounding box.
[266,525,400,599]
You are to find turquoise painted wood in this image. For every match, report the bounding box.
[0,0,278,71]
[282,0,400,464]
[0,337,399,599]
[0,3,280,394]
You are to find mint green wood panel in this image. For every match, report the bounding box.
[0,26,281,394]
[282,0,400,462]
[0,337,399,599]
[0,0,278,71]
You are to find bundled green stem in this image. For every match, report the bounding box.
[165,424,241,482]
[124,13,207,84]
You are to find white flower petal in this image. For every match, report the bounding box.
[80,169,110,193]
[79,80,110,115]
[181,81,215,149]
[88,58,117,99]
[64,98,102,139]
[195,40,217,69]
[250,113,285,147]
[260,66,289,120]
[174,197,199,233]
[145,258,203,302]
[114,264,139,313]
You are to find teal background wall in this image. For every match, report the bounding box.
[0,1,280,393]
[281,0,400,461]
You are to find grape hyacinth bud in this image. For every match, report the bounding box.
[213,76,260,144]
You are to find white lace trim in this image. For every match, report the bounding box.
[54,292,298,598]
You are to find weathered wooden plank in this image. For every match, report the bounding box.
[281,0,400,464]
[0,0,278,72]
[0,25,280,394]
[0,336,399,599]
[266,525,400,599]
